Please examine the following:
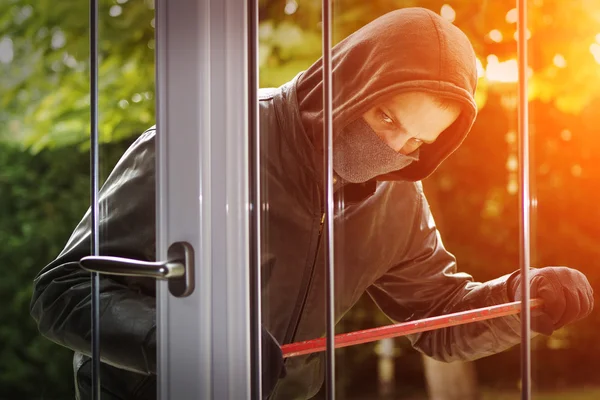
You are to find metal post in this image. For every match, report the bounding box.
[517,0,532,398]
[248,0,262,398]
[89,0,101,397]
[322,0,335,399]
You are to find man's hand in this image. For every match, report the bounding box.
[508,267,594,336]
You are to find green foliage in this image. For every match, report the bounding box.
[0,144,80,398]
[0,140,130,398]
[0,0,155,150]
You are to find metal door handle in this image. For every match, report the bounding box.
[79,241,195,297]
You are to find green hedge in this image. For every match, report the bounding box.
[0,140,131,399]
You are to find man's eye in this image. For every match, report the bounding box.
[377,109,394,125]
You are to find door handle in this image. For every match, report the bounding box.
[79,241,195,297]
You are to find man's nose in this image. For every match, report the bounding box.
[399,138,423,155]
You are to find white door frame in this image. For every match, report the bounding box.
[155,0,252,398]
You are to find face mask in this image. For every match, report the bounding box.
[332,117,419,183]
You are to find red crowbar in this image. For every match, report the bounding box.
[282,298,544,358]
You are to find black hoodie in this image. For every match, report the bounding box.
[296,7,478,181]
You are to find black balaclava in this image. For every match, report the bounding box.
[332,117,419,183]
[295,7,478,182]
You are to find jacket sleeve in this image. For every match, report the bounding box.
[30,128,159,375]
[367,185,524,362]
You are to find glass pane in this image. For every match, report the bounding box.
[95,1,157,396]
[257,1,329,398]
[4,3,96,399]
[329,1,524,399]
[28,0,157,398]
[256,0,534,398]
[528,0,598,398]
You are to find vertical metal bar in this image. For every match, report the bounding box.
[248,0,262,398]
[89,0,101,397]
[215,0,252,398]
[517,0,532,399]
[322,0,335,399]
[154,1,171,399]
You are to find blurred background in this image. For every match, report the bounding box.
[1,0,599,398]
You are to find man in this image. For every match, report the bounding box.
[30,7,593,400]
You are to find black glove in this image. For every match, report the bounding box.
[261,325,286,398]
[508,266,594,336]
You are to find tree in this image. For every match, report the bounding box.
[0,0,155,150]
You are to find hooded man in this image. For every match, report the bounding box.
[30,7,593,400]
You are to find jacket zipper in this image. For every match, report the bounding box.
[269,213,322,400]
[284,212,325,345]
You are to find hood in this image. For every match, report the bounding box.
[295,7,478,182]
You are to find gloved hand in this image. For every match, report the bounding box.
[508,266,594,336]
[261,325,286,398]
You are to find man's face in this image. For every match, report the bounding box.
[362,92,461,155]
